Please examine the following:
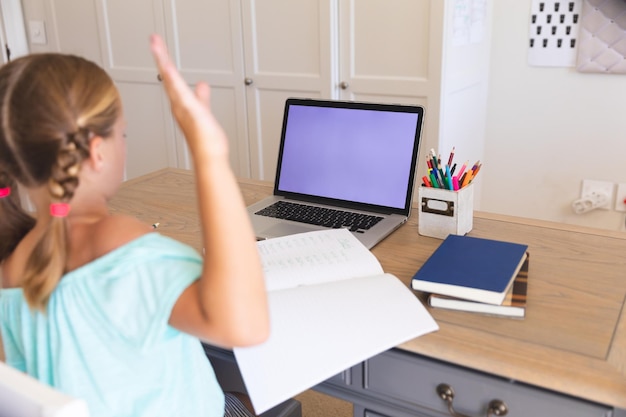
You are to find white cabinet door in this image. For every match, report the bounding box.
[163,0,334,180]
[163,0,250,176]
[338,0,444,168]
[241,0,334,180]
[240,0,445,181]
[338,0,434,104]
[94,0,177,180]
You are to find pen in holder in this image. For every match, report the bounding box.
[418,183,474,239]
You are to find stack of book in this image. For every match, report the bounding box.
[411,235,529,319]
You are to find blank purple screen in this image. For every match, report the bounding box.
[277,105,419,209]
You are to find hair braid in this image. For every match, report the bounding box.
[23,128,97,310]
[48,129,91,201]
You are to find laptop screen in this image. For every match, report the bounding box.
[275,99,423,213]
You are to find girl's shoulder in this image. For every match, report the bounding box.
[92,214,153,252]
[67,214,153,272]
[73,214,199,267]
[2,214,151,287]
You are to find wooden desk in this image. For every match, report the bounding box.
[109,168,626,416]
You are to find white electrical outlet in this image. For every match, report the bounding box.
[28,20,47,45]
[580,179,614,210]
[615,183,626,212]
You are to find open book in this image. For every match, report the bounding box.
[234,229,438,414]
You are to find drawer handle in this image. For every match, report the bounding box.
[436,383,508,417]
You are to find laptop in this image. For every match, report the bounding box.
[247,98,424,249]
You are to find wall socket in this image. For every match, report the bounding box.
[580,179,614,210]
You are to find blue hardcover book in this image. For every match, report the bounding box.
[411,235,528,305]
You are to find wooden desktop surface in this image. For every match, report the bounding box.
[108,168,626,409]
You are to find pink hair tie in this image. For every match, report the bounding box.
[50,202,71,218]
[0,187,10,198]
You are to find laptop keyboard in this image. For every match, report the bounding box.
[255,201,383,233]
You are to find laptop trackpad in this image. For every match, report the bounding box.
[259,223,320,239]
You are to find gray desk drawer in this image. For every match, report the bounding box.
[364,349,611,417]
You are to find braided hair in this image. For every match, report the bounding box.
[0,53,121,310]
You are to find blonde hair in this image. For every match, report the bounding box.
[0,53,122,310]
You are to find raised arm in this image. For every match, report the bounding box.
[150,34,269,347]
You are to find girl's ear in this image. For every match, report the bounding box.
[85,136,105,172]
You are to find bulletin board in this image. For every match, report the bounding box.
[576,0,626,74]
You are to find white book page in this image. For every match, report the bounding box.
[258,229,384,292]
[234,273,439,414]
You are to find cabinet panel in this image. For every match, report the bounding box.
[164,0,250,176]
[207,86,250,175]
[360,407,429,417]
[242,0,333,180]
[45,0,102,64]
[116,82,175,179]
[364,350,611,417]
[93,0,177,180]
[171,0,237,72]
[364,411,388,417]
[348,0,430,80]
[354,403,435,417]
[250,0,324,75]
[338,0,434,101]
[96,0,165,81]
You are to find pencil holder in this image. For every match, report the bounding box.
[418,183,474,239]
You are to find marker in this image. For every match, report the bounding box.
[452,175,460,191]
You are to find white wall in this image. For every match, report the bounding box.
[20,0,102,65]
[481,0,626,231]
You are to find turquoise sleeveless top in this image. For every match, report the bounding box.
[0,233,224,417]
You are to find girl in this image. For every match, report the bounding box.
[0,35,269,417]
